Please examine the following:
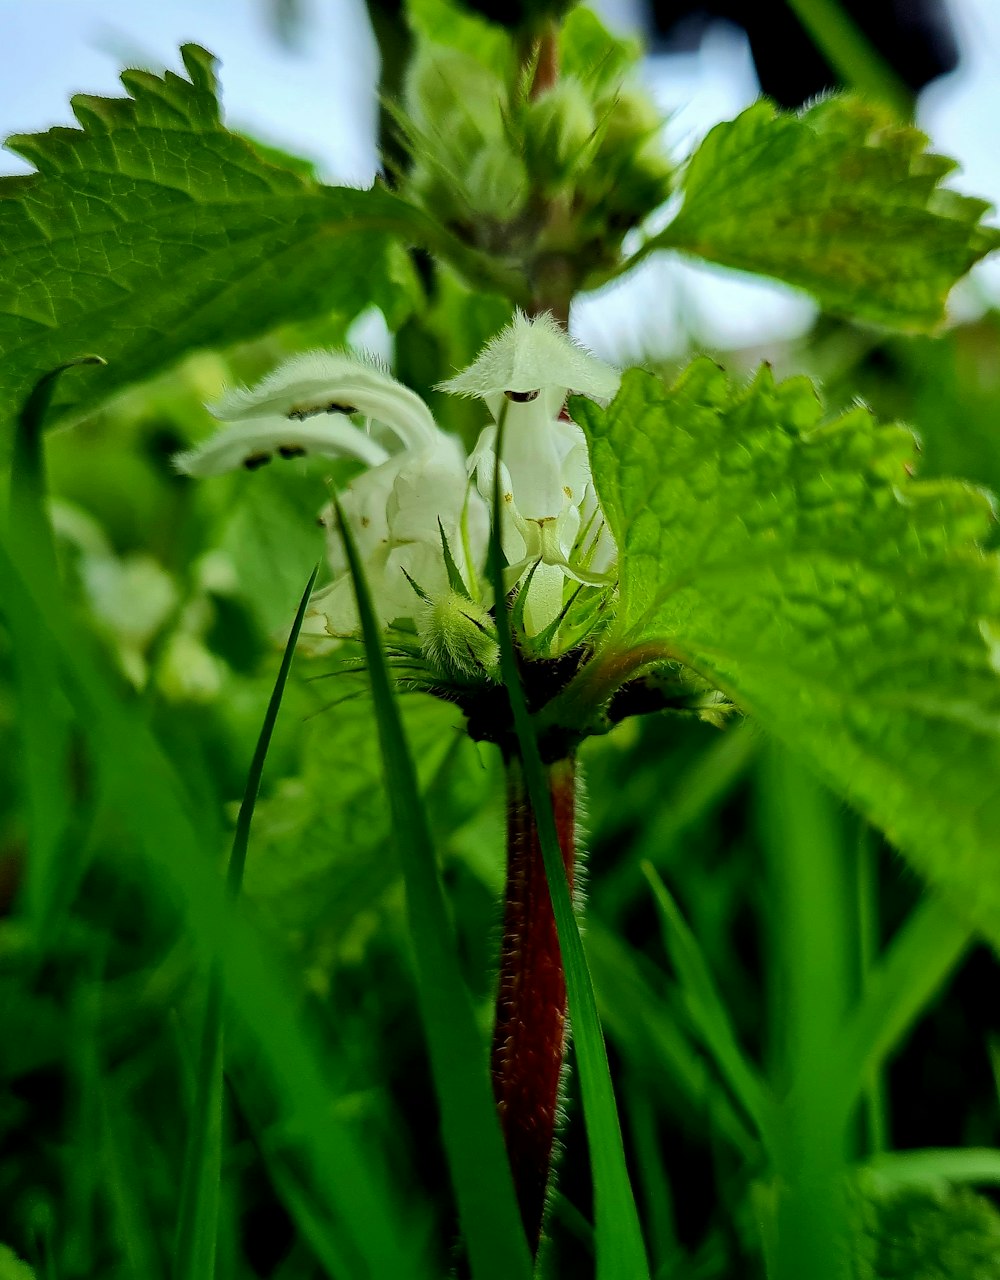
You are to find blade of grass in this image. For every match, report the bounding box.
[8,359,103,944]
[488,405,651,1280]
[783,0,912,116]
[643,863,777,1158]
[861,1147,1000,1190]
[9,355,105,576]
[585,921,758,1159]
[853,821,887,1155]
[172,566,319,1280]
[758,745,852,1280]
[100,1077,166,1280]
[829,890,972,1125]
[0,533,427,1280]
[624,1079,682,1273]
[332,493,532,1280]
[600,723,758,917]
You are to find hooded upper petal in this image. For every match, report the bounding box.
[437,310,620,404]
[211,349,439,451]
[174,413,390,477]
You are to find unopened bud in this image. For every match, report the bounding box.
[418,592,500,682]
[523,80,596,186]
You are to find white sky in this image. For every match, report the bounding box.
[1,0,997,359]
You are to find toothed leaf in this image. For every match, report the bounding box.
[0,44,430,441]
[651,96,1000,330]
[573,362,1000,949]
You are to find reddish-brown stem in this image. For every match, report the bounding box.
[491,754,576,1254]
[528,21,560,100]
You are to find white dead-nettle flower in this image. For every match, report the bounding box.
[439,311,620,635]
[314,432,490,635]
[175,350,490,638]
[173,350,438,476]
[176,318,619,649]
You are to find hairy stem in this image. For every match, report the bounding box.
[491,753,576,1253]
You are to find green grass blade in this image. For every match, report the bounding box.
[331,493,532,1280]
[758,745,852,1280]
[624,1080,682,1274]
[861,1147,1000,1190]
[853,822,888,1155]
[643,863,777,1157]
[488,409,650,1280]
[783,0,912,116]
[599,723,758,916]
[585,921,757,1159]
[172,566,319,1280]
[8,359,103,944]
[0,533,427,1280]
[227,566,318,899]
[173,983,225,1280]
[100,1078,166,1280]
[829,891,972,1125]
[9,355,105,576]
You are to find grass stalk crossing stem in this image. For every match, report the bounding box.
[492,753,576,1254]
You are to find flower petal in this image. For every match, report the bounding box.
[437,310,620,402]
[174,414,390,477]
[211,349,438,450]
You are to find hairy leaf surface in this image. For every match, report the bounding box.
[573,364,1000,945]
[651,97,1000,329]
[0,45,426,438]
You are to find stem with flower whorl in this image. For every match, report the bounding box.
[491,752,576,1254]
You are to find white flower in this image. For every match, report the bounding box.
[175,350,490,639]
[174,350,438,477]
[315,432,489,635]
[177,318,620,653]
[439,311,619,635]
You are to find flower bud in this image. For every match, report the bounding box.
[464,141,530,222]
[522,80,596,187]
[418,591,500,682]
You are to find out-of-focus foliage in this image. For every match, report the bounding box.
[650,97,1000,329]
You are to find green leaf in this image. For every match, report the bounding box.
[330,493,533,1280]
[852,1181,1000,1280]
[0,45,431,440]
[585,921,758,1159]
[862,1148,1000,1191]
[649,96,1000,330]
[571,362,1000,952]
[0,1245,36,1280]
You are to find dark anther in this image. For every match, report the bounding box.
[243,452,272,470]
[504,389,540,402]
[278,445,307,459]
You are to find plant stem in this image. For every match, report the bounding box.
[492,752,576,1253]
